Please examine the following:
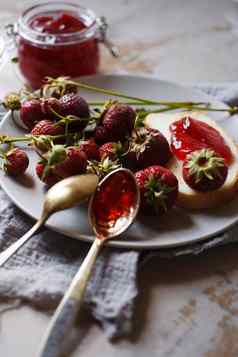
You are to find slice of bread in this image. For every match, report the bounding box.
[145,111,238,209]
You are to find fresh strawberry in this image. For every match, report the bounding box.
[31,120,64,136]
[94,125,113,144]
[125,127,171,171]
[36,162,59,186]
[102,104,136,141]
[36,146,87,184]
[182,148,228,192]
[41,145,67,171]
[3,148,29,176]
[135,165,178,215]
[99,142,123,161]
[79,139,99,161]
[41,97,61,119]
[31,120,65,152]
[20,99,45,130]
[59,93,90,131]
[54,147,87,178]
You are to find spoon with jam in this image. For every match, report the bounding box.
[39,168,140,357]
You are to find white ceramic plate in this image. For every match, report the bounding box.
[0,74,238,250]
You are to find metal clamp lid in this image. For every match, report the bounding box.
[97,16,119,58]
[0,22,18,73]
[5,23,18,38]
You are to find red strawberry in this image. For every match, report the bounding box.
[135,165,178,215]
[4,148,29,176]
[36,146,87,185]
[20,99,45,130]
[94,125,113,144]
[99,142,123,161]
[79,139,99,161]
[59,93,90,131]
[55,147,87,178]
[41,97,61,119]
[182,148,228,192]
[31,120,65,152]
[31,120,64,136]
[102,104,136,141]
[125,127,171,171]
[36,162,59,186]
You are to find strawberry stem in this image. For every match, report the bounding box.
[89,101,238,115]
[68,80,208,107]
[50,108,91,126]
[46,77,208,107]
[89,100,238,116]
[50,108,66,121]
[0,136,29,143]
[44,77,238,115]
[88,101,207,107]
[0,134,69,144]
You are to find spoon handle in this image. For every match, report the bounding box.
[0,216,46,267]
[39,238,103,357]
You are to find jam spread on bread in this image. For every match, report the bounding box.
[170,117,233,164]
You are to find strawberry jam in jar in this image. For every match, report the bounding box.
[11,2,115,89]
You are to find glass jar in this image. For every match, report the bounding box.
[6,1,117,89]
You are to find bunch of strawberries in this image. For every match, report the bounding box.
[3,77,226,216]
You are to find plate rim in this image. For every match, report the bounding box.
[0,73,236,251]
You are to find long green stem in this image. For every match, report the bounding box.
[88,100,237,115]
[0,134,68,145]
[88,101,207,107]
[0,136,29,143]
[46,77,238,115]
[180,106,235,113]
[63,79,208,107]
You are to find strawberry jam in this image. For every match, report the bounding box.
[30,13,86,34]
[17,3,100,89]
[91,170,138,237]
[170,117,233,164]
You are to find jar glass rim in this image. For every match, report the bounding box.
[17,1,99,46]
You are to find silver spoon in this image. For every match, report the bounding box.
[39,168,140,357]
[0,174,99,266]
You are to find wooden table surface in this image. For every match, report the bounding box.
[1,1,238,356]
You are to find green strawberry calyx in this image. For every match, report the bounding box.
[144,174,174,213]
[184,148,226,183]
[130,128,153,158]
[87,156,121,179]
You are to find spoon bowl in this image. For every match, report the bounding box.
[39,168,140,357]
[89,168,140,240]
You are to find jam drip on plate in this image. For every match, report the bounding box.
[170,117,233,164]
